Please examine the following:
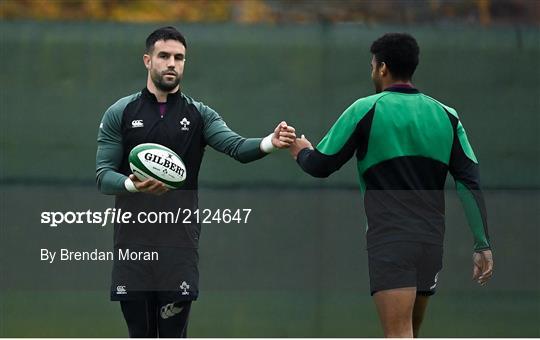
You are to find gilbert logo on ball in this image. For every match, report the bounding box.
[129,143,186,189]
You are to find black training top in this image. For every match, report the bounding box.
[96,88,267,248]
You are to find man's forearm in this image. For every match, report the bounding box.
[456,180,490,251]
[96,169,129,195]
[296,148,334,178]
[234,137,267,163]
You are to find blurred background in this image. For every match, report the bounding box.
[1,0,539,337]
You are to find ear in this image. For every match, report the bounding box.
[143,54,151,69]
[379,62,387,76]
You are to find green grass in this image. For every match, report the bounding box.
[1,290,538,337]
[1,186,539,336]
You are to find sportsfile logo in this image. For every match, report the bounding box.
[131,119,144,128]
[41,208,253,227]
[180,117,190,131]
[116,285,127,295]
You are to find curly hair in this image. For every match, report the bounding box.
[370,33,419,80]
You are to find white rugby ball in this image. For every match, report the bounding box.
[128,143,186,189]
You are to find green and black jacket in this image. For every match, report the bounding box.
[96,88,266,248]
[297,86,490,251]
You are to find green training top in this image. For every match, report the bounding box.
[297,86,490,252]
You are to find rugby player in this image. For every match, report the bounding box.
[289,33,493,337]
[96,26,296,337]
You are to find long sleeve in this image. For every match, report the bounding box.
[199,103,267,163]
[297,98,376,178]
[96,96,137,195]
[449,120,491,251]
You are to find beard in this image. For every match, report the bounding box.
[150,68,181,92]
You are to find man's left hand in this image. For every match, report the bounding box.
[473,249,494,286]
[272,121,296,149]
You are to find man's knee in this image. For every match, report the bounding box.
[373,288,416,338]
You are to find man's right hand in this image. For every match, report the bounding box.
[473,249,493,286]
[129,174,169,195]
[289,134,313,160]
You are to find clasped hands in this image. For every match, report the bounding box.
[272,121,313,159]
[130,121,310,195]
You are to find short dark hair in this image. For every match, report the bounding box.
[370,33,419,80]
[146,26,187,53]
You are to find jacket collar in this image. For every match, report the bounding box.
[142,87,182,103]
[383,84,420,94]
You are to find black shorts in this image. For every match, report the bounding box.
[110,245,199,302]
[368,242,443,296]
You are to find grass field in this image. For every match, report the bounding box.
[1,186,539,337]
[1,290,538,337]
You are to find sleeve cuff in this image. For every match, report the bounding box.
[260,133,276,153]
[296,147,312,164]
[124,177,139,193]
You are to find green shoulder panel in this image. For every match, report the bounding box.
[422,95,478,164]
[358,93,455,175]
[456,121,478,163]
[184,93,265,163]
[317,92,388,155]
[423,94,459,119]
[183,94,227,136]
[98,92,141,143]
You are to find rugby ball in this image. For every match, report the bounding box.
[129,143,186,189]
